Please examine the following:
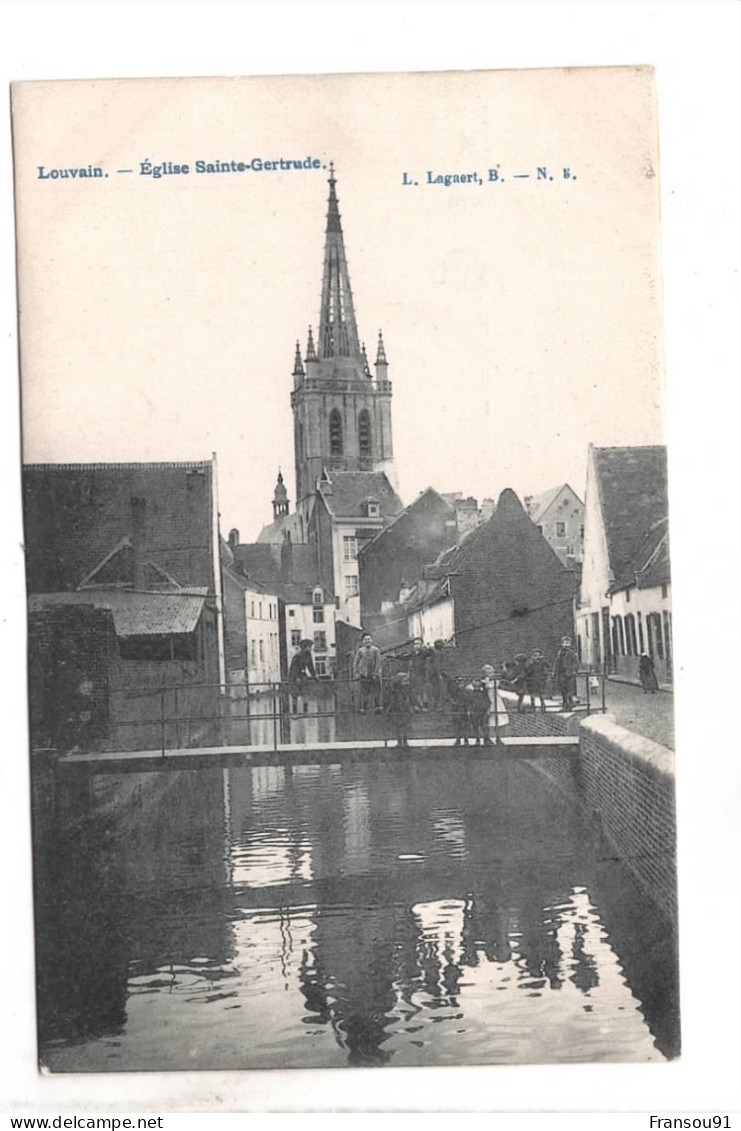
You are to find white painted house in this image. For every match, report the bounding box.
[577,445,672,684]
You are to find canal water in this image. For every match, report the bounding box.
[34,756,680,1071]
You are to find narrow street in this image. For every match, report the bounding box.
[603,678,674,750]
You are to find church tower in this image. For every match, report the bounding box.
[291,166,395,523]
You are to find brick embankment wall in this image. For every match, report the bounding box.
[533,715,677,921]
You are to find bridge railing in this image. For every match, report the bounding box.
[44,669,608,756]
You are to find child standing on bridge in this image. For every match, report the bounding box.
[468,680,494,746]
[386,671,413,747]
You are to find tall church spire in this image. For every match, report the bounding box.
[291,172,395,512]
[318,164,362,362]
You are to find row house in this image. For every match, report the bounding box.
[230,538,337,681]
[524,483,585,566]
[576,444,672,684]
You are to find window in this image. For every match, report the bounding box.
[650,613,664,660]
[250,600,255,617]
[366,501,380,518]
[312,587,323,605]
[119,633,197,662]
[580,525,585,539]
[251,640,257,665]
[637,611,644,653]
[661,584,668,599]
[315,658,328,677]
[314,631,327,652]
[329,409,343,456]
[291,629,301,647]
[313,607,324,623]
[288,607,295,617]
[258,639,264,661]
[358,409,372,457]
[556,521,566,537]
[259,602,263,619]
[625,589,631,603]
[343,536,357,562]
[625,614,637,656]
[344,575,359,598]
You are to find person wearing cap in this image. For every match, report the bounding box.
[288,638,317,713]
[552,635,579,710]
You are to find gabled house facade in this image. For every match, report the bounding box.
[576,445,672,684]
[310,469,403,625]
[524,483,585,566]
[405,488,576,675]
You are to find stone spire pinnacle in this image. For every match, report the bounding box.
[318,164,362,361]
[293,340,305,378]
[306,325,318,362]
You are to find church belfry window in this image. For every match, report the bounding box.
[329,409,343,456]
[358,409,372,458]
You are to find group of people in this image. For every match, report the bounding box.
[352,634,450,713]
[383,665,498,748]
[499,636,579,712]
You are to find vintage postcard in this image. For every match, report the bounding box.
[12,66,677,1075]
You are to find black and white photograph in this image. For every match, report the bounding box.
[3,7,740,1116]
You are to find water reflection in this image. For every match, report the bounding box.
[34,757,679,1071]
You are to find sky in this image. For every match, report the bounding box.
[14,66,664,541]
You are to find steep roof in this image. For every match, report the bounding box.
[525,483,583,525]
[28,590,207,636]
[592,446,669,592]
[231,541,323,601]
[23,460,216,593]
[256,512,303,545]
[316,470,403,520]
[359,487,455,553]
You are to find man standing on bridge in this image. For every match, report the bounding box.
[552,636,579,711]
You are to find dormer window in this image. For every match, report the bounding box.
[366,499,380,518]
[312,587,323,605]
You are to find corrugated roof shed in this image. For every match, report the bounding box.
[28,590,207,636]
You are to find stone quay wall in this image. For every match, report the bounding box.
[532,714,677,921]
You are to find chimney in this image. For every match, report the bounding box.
[281,538,294,582]
[228,527,240,549]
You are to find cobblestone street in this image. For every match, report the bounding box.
[603,678,674,750]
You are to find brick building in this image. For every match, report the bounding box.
[408,488,577,674]
[23,460,225,751]
[358,488,458,624]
